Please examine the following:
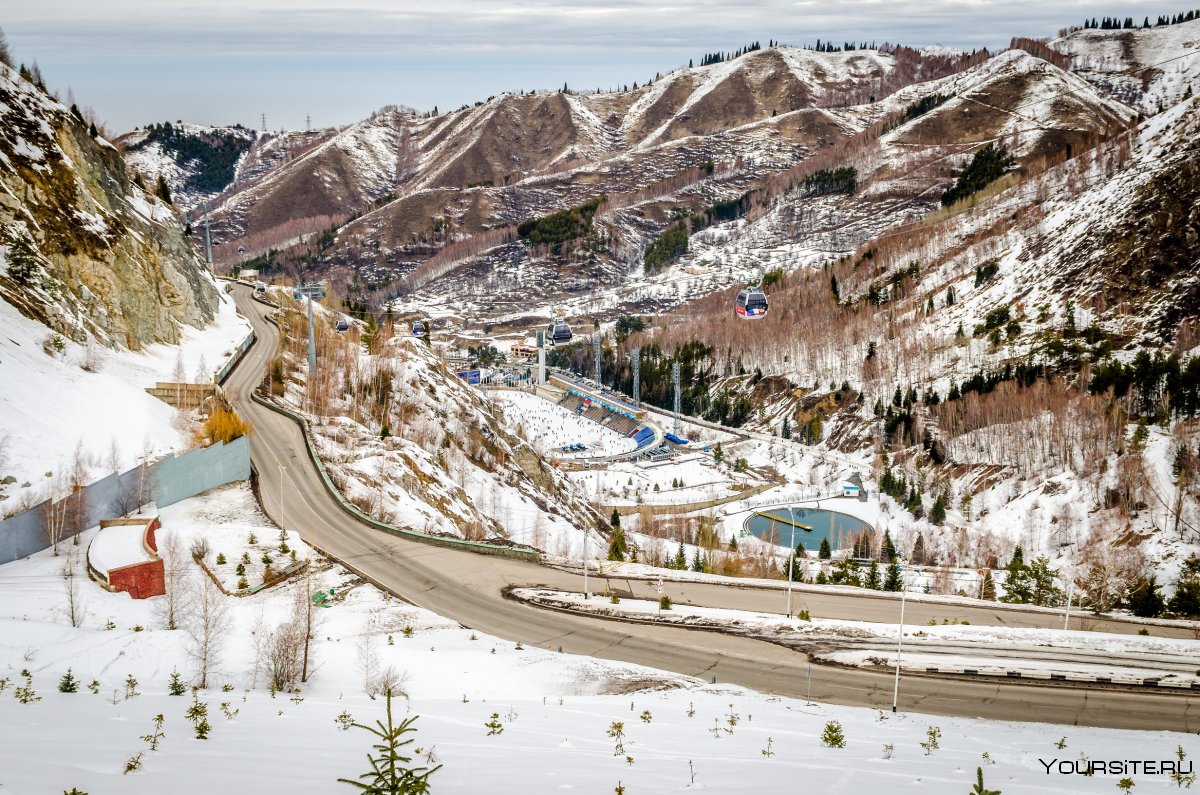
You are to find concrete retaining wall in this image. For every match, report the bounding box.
[0,435,250,566]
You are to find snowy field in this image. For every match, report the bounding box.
[0,287,251,517]
[569,454,751,506]
[1,483,1197,793]
[492,390,638,459]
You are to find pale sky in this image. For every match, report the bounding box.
[4,0,1189,133]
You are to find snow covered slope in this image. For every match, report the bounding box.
[118,123,257,212]
[0,289,250,517]
[1052,18,1200,113]
[3,483,1188,794]
[268,295,605,552]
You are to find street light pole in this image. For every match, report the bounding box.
[892,558,908,713]
[274,457,286,529]
[786,505,797,619]
[1063,579,1074,630]
[583,528,590,599]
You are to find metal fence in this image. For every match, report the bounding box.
[0,436,250,565]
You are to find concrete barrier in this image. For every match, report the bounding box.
[250,390,542,563]
[0,436,250,566]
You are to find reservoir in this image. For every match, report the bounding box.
[741,505,873,553]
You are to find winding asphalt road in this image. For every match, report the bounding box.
[223,285,1199,732]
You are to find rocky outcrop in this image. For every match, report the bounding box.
[0,64,219,349]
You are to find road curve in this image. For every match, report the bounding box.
[223,285,1198,732]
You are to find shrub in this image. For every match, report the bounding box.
[200,407,252,445]
[58,669,79,693]
[821,720,846,748]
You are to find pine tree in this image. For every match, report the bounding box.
[1000,547,1032,604]
[929,494,947,525]
[712,442,724,464]
[154,174,172,205]
[608,524,627,562]
[978,570,996,601]
[883,561,902,592]
[186,696,211,740]
[1027,556,1062,607]
[818,537,832,560]
[864,560,882,589]
[5,229,41,286]
[168,668,187,696]
[781,417,791,439]
[820,720,846,748]
[882,531,897,563]
[1130,418,1149,451]
[970,766,1002,795]
[789,542,806,581]
[1125,576,1165,617]
[910,534,927,566]
[58,668,79,693]
[338,691,441,793]
[673,543,687,570]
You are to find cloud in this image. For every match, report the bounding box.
[11,0,1141,54]
[4,0,1188,131]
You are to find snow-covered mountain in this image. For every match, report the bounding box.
[1051,18,1200,113]
[118,122,258,213]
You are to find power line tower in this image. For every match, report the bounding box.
[203,201,212,267]
[536,330,546,385]
[630,347,640,407]
[672,361,681,436]
[260,112,267,133]
[305,113,311,132]
[306,292,317,374]
[593,333,602,385]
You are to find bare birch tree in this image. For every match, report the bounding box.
[63,548,86,628]
[67,442,90,546]
[356,609,380,695]
[185,571,230,689]
[297,567,321,683]
[42,471,70,555]
[158,531,188,630]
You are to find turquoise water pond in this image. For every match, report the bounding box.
[741,506,873,552]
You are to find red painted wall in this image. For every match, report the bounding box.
[109,559,165,599]
[144,518,160,553]
[106,519,165,599]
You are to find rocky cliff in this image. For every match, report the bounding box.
[0,64,219,350]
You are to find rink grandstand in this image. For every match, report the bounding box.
[546,375,659,452]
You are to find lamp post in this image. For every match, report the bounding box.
[786,505,798,619]
[1063,579,1074,630]
[892,557,908,714]
[583,528,590,599]
[274,457,286,528]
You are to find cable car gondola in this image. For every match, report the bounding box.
[335,317,349,332]
[735,286,769,320]
[547,317,573,345]
[411,320,427,337]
